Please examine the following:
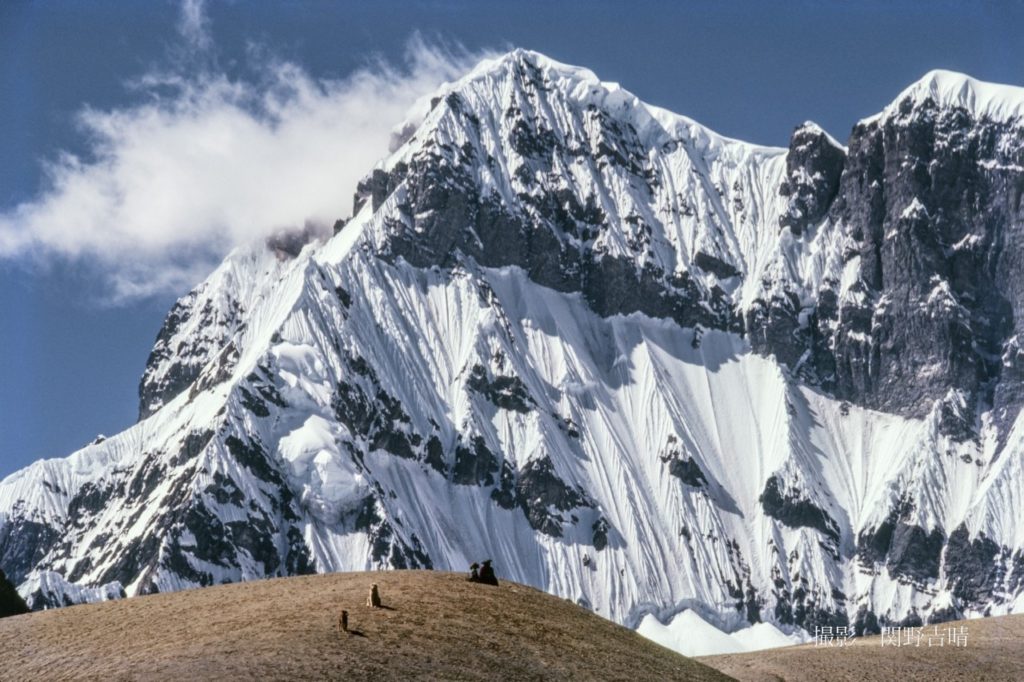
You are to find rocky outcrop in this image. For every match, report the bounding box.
[760,475,839,543]
[805,96,1024,422]
[0,515,60,586]
[371,52,739,334]
[138,291,244,419]
[779,123,846,236]
[0,568,29,618]
[466,364,534,413]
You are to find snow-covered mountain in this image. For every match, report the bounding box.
[3,52,1024,640]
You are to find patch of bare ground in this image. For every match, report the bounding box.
[699,613,1024,681]
[0,571,731,681]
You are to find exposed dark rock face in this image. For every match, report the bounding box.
[514,457,591,537]
[771,577,849,632]
[205,472,245,507]
[745,290,807,371]
[188,342,240,400]
[466,364,534,413]
[353,168,396,215]
[936,390,978,442]
[592,517,610,551]
[96,532,162,589]
[113,456,310,594]
[857,507,902,568]
[337,63,1024,628]
[225,436,279,485]
[744,96,1024,441]
[452,436,499,486]
[285,527,316,575]
[488,456,594,538]
[239,387,271,417]
[886,523,945,584]
[804,98,1024,421]
[171,429,215,467]
[351,495,432,569]
[491,462,518,510]
[367,57,738,335]
[331,355,431,466]
[0,514,60,586]
[660,437,708,488]
[238,365,288,420]
[779,123,846,236]
[857,500,944,586]
[944,524,1003,606]
[138,294,244,420]
[368,58,1024,441]
[5,438,315,602]
[127,455,168,500]
[665,456,707,487]
[852,605,881,636]
[693,251,740,279]
[384,168,736,330]
[0,567,29,618]
[138,299,195,419]
[423,436,447,474]
[759,475,839,543]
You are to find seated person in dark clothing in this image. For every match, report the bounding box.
[478,559,499,586]
[468,562,480,582]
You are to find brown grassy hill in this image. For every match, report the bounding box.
[699,613,1024,681]
[0,570,731,681]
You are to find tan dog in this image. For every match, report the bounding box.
[366,583,381,608]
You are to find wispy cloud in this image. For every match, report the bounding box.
[178,0,212,52]
[0,1,486,302]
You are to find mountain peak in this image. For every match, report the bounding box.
[388,47,783,183]
[7,50,1024,658]
[463,48,600,85]
[793,121,844,150]
[869,69,1024,125]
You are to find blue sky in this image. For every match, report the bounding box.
[1,0,1022,479]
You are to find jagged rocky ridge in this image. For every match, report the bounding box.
[2,54,1023,637]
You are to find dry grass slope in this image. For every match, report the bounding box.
[699,613,1024,681]
[0,571,731,681]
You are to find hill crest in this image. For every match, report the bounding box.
[0,570,728,681]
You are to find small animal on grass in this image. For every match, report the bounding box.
[367,583,382,608]
[338,609,349,635]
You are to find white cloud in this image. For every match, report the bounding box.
[178,0,212,51]
[0,2,486,302]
